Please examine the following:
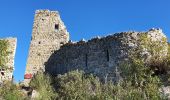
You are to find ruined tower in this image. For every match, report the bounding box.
[25,10,69,82]
[0,38,17,83]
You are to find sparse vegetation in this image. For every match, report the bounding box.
[120,58,163,99]
[1,32,170,100]
[30,66,166,100]
[29,72,56,100]
[0,40,9,69]
[0,82,27,100]
[138,33,168,71]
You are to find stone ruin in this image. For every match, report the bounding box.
[0,38,17,84]
[25,10,169,83]
[45,28,168,82]
[24,10,69,84]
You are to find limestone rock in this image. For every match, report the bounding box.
[31,90,39,99]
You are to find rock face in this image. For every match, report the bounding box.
[45,28,168,82]
[25,10,168,83]
[25,10,69,83]
[0,38,17,83]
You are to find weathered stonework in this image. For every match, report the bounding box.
[0,38,17,83]
[25,10,69,82]
[25,10,168,83]
[45,28,168,82]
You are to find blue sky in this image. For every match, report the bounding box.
[0,0,170,82]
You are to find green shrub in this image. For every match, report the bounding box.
[138,33,168,71]
[121,60,164,100]
[0,82,26,100]
[54,70,103,100]
[29,72,56,100]
[55,68,166,99]
[30,67,167,100]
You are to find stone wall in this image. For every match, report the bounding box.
[25,10,168,83]
[45,28,168,82]
[0,38,17,83]
[25,10,69,82]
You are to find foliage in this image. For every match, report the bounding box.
[28,33,170,100]
[30,68,166,100]
[160,43,170,85]
[54,70,108,100]
[138,34,170,86]
[0,40,9,68]
[138,33,167,69]
[120,59,163,100]
[0,82,26,100]
[29,71,56,100]
[1,33,170,99]
[115,33,169,99]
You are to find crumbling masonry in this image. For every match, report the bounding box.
[24,10,69,83]
[0,38,17,83]
[25,10,168,83]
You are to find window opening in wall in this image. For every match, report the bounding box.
[85,54,88,67]
[55,24,59,32]
[42,18,45,21]
[1,72,4,76]
[106,49,109,61]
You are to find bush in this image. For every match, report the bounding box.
[30,67,166,100]
[29,72,56,100]
[120,58,163,99]
[54,70,104,100]
[0,82,26,100]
